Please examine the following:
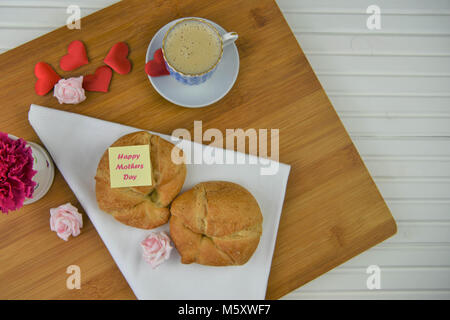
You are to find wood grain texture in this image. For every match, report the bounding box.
[0,0,396,299]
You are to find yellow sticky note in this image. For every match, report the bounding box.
[108,145,152,188]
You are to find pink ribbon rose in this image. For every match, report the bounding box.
[50,203,83,241]
[141,232,173,269]
[53,76,86,104]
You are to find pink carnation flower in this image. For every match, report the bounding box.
[0,133,37,213]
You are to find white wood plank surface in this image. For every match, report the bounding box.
[0,0,449,300]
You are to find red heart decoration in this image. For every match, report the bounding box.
[60,40,89,71]
[34,62,61,96]
[145,48,169,77]
[83,66,113,92]
[104,42,131,75]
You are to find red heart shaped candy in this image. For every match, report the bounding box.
[34,62,61,96]
[60,40,89,71]
[145,48,169,77]
[83,66,113,92]
[104,42,131,75]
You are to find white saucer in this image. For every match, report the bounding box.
[24,141,55,205]
[146,18,240,108]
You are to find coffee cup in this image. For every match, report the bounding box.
[162,17,238,85]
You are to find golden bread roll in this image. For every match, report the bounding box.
[95,131,186,229]
[169,181,263,266]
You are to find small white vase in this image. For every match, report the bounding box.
[8,135,55,204]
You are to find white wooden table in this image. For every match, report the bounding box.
[1,0,449,299]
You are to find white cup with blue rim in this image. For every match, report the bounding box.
[162,17,238,85]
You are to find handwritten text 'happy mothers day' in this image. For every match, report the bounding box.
[108,145,152,188]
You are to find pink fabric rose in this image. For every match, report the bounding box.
[53,76,86,104]
[50,203,83,241]
[141,232,173,269]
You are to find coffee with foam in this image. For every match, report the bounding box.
[164,20,222,75]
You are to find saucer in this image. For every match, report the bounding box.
[146,18,240,108]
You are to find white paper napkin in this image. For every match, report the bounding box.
[28,104,291,300]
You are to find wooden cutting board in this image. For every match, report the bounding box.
[0,0,396,299]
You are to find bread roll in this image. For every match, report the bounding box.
[95,131,186,229]
[169,181,263,266]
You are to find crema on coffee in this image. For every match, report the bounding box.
[163,20,222,75]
